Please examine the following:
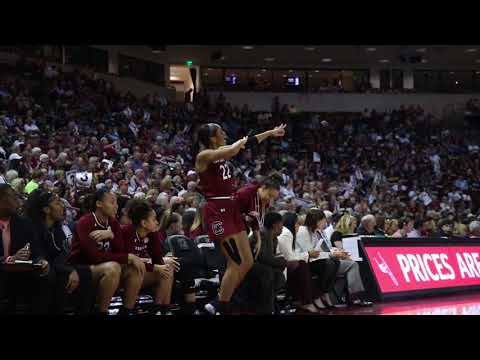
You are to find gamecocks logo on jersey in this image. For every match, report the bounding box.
[212,221,225,236]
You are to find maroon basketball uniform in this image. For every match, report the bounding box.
[121,224,165,272]
[69,213,128,265]
[198,158,244,241]
[235,182,264,231]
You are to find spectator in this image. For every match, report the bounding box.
[295,208,341,308]
[277,212,321,313]
[322,210,334,242]
[330,213,358,248]
[453,221,468,237]
[24,169,43,194]
[469,221,480,237]
[24,117,40,133]
[182,208,205,239]
[158,210,198,315]
[408,220,423,238]
[10,178,25,194]
[392,217,414,238]
[434,218,454,237]
[5,169,19,184]
[384,218,399,237]
[357,214,383,236]
[421,217,436,237]
[298,208,372,307]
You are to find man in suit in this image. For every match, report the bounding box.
[0,183,50,314]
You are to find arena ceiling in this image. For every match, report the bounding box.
[160,45,480,70]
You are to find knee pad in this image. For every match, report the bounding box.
[223,238,242,266]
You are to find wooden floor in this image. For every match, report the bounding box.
[313,292,480,315]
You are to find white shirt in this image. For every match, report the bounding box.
[323,224,334,243]
[62,224,73,248]
[24,123,39,132]
[295,226,330,259]
[129,121,139,137]
[276,226,309,263]
[407,229,421,238]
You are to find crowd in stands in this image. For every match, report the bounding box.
[466,98,480,115]
[1,54,480,315]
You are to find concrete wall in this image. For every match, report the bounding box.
[96,73,175,100]
[370,68,380,89]
[209,91,480,117]
[91,45,170,86]
[403,68,414,90]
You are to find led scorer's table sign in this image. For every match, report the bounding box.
[360,238,480,300]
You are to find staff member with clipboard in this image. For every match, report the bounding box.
[0,184,50,314]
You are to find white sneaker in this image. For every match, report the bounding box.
[313,298,326,309]
[204,303,217,315]
[301,304,319,313]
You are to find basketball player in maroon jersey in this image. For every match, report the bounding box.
[235,173,283,258]
[196,123,286,314]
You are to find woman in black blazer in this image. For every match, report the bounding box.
[24,188,95,315]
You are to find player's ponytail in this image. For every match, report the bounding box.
[197,123,221,153]
[84,188,111,213]
[262,172,284,190]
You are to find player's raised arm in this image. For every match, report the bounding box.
[253,124,286,144]
[196,136,247,171]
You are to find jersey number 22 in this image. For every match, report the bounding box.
[220,164,231,180]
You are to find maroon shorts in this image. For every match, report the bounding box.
[202,198,246,242]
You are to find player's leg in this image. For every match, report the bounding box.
[119,263,144,312]
[90,261,122,313]
[218,231,254,303]
[142,267,173,305]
